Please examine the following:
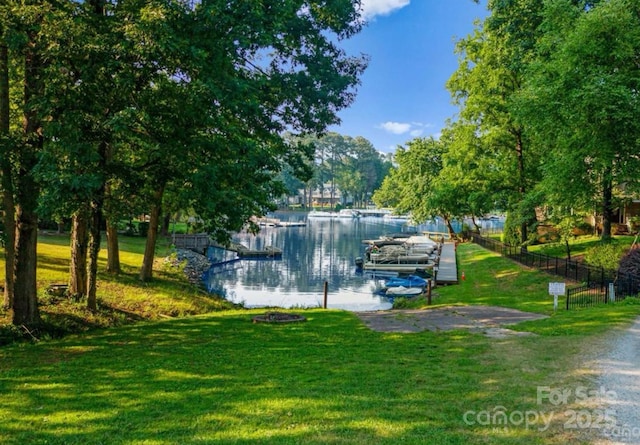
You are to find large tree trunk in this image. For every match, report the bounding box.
[106,219,120,274]
[86,140,109,311]
[69,212,88,299]
[515,132,528,245]
[444,216,456,240]
[140,185,165,282]
[601,176,613,242]
[12,204,39,326]
[13,31,42,326]
[0,39,15,310]
[87,197,103,311]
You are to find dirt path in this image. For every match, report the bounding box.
[593,316,640,444]
[355,305,548,337]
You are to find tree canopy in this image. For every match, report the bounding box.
[0,0,368,326]
[372,0,640,247]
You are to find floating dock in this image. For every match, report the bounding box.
[227,242,283,259]
[434,242,458,284]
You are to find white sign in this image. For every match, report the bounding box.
[548,282,566,296]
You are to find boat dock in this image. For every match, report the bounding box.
[435,242,458,285]
[227,242,283,259]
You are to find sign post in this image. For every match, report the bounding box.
[548,282,566,312]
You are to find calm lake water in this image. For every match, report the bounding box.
[203,212,502,311]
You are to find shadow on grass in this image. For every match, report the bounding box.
[0,310,590,445]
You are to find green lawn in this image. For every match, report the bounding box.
[527,235,636,259]
[1,233,236,340]
[1,242,640,444]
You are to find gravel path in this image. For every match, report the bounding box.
[594,316,640,444]
[355,305,548,336]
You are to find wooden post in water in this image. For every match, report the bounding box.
[323,281,328,309]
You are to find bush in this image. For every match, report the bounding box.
[584,243,627,270]
[573,221,593,236]
[138,221,149,237]
[619,246,640,276]
[502,214,521,247]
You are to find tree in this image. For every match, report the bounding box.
[136,1,367,279]
[438,122,500,232]
[518,0,640,242]
[0,13,15,310]
[447,0,546,246]
[9,1,54,326]
[372,137,454,230]
[334,136,390,207]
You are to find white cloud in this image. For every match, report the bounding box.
[379,121,411,134]
[360,0,410,20]
[378,121,433,136]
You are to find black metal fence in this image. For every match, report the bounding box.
[469,233,640,309]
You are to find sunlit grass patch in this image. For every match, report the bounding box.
[1,307,637,444]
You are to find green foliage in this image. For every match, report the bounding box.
[294,133,390,209]
[137,221,149,237]
[518,0,640,240]
[3,242,640,444]
[584,243,628,270]
[502,212,522,246]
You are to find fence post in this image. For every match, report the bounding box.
[586,268,590,287]
[323,281,328,309]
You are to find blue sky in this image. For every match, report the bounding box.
[330,0,488,153]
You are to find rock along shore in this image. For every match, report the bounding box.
[164,248,211,285]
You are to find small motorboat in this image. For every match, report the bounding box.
[385,286,424,296]
[384,275,427,288]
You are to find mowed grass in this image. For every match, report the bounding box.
[1,242,640,444]
[0,233,235,338]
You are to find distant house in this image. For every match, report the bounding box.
[582,199,640,235]
[286,182,346,208]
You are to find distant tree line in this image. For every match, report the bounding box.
[373,0,640,246]
[0,0,367,327]
[280,132,393,209]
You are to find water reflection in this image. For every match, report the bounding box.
[203,212,502,311]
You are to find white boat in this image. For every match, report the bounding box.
[369,252,433,263]
[355,235,439,273]
[308,209,360,219]
[307,210,335,218]
[336,209,361,218]
[383,213,412,222]
[356,257,436,273]
[385,286,424,296]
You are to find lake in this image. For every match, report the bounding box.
[203,211,503,311]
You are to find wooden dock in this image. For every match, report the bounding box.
[227,242,283,259]
[435,242,458,284]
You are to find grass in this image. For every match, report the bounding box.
[527,235,637,259]
[1,241,640,444]
[0,233,236,342]
[404,243,640,336]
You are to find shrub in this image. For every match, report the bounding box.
[138,221,149,237]
[502,214,522,246]
[584,243,627,270]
